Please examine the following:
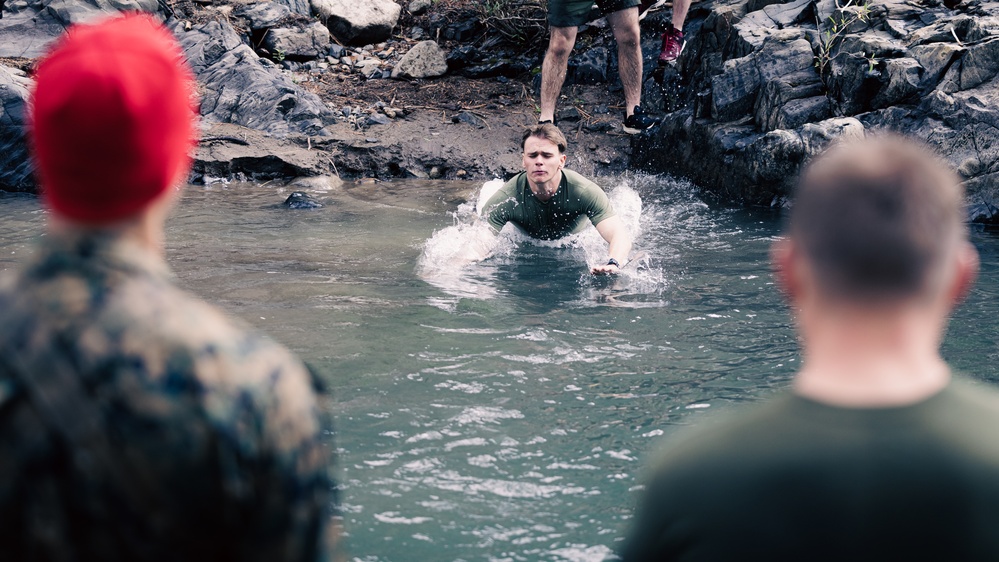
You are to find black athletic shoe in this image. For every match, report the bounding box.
[622,106,656,134]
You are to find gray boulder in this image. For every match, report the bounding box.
[264,21,331,60]
[409,0,431,16]
[312,0,401,46]
[234,2,292,30]
[44,0,157,26]
[391,40,448,79]
[0,5,71,57]
[175,20,335,137]
[0,65,33,192]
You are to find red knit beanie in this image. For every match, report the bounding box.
[29,12,198,223]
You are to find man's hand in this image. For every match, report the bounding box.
[594,216,632,275]
[591,262,622,275]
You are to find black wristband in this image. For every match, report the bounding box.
[607,258,621,268]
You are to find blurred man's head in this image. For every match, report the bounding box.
[785,134,968,307]
[29,13,198,225]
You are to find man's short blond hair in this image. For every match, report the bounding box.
[522,123,568,153]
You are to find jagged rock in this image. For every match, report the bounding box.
[275,0,310,18]
[234,2,292,30]
[283,191,323,208]
[391,40,448,79]
[754,70,826,131]
[0,7,65,58]
[193,124,338,183]
[939,37,999,93]
[44,0,156,26]
[263,21,330,61]
[0,64,32,193]
[910,42,964,89]
[712,36,815,121]
[312,0,401,46]
[571,46,609,84]
[175,20,335,137]
[869,57,922,108]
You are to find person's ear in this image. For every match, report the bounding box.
[771,237,800,302]
[559,153,567,168]
[949,240,979,306]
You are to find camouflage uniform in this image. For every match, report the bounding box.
[0,231,337,561]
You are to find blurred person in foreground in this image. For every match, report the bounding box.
[480,123,633,275]
[0,13,339,561]
[618,134,999,561]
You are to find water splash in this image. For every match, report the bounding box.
[417,177,675,306]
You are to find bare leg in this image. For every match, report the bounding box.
[672,0,691,30]
[539,26,578,122]
[606,7,642,117]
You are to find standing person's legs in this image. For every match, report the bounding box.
[605,6,642,117]
[540,0,596,122]
[539,26,579,123]
[672,0,692,30]
[659,0,691,64]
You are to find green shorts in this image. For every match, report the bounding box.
[547,0,640,27]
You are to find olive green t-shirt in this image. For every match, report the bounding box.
[483,169,615,240]
[620,380,999,561]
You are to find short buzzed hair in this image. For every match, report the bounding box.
[789,134,965,302]
[522,123,567,153]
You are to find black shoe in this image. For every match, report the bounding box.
[622,106,656,134]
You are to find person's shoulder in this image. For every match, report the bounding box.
[562,168,601,190]
[113,282,310,391]
[641,395,800,476]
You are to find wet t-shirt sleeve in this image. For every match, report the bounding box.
[483,174,523,232]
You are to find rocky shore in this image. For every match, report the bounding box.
[2,0,999,222]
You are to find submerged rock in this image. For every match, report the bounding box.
[283,191,323,208]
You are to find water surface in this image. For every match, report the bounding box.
[2,176,998,561]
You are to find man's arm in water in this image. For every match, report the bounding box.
[592,216,633,275]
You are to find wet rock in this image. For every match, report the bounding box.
[312,0,401,46]
[175,20,335,137]
[284,191,323,208]
[0,64,33,192]
[263,22,331,61]
[193,124,339,183]
[392,40,448,79]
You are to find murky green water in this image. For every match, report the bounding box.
[2,176,998,561]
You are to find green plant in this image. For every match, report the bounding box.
[813,1,872,80]
[273,48,286,63]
